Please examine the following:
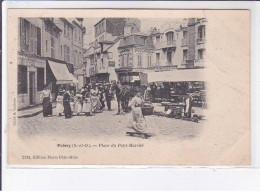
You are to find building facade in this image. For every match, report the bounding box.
[92,18,141,83]
[84,17,207,85]
[18,17,86,109]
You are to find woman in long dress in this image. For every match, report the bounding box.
[63,89,72,118]
[40,85,53,117]
[129,91,147,132]
[90,86,102,113]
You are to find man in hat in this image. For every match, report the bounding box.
[105,84,113,111]
[114,81,123,114]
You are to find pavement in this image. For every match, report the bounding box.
[18,103,57,118]
[17,101,206,119]
[17,100,206,141]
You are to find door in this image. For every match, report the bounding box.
[29,72,35,105]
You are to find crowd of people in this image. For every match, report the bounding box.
[39,82,148,132]
[57,83,114,118]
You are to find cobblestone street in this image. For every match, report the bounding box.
[17,101,205,142]
[13,100,249,165]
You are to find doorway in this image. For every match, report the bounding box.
[29,72,35,105]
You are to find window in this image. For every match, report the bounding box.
[148,55,152,67]
[167,52,172,63]
[67,25,70,38]
[18,65,27,94]
[198,49,204,60]
[64,23,67,36]
[124,54,129,67]
[198,25,205,40]
[156,36,160,43]
[51,37,55,58]
[46,40,48,52]
[37,68,44,91]
[77,52,79,65]
[20,19,41,55]
[64,45,70,62]
[131,27,134,34]
[156,53,160,65]
[138,55,142,67]
[183,31,188,39]
[107,52,113,59]
[75,28,77,41]
[75,50,78,65]
[183,50,188,61]
[78,29,81,41]
[36,27,41,56]
[141,37,146,45]
[166,32,174,44]
[121,55,124,67]
[64,23,71,39]
[60,45,63,57]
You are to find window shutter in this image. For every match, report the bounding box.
[25,21,30,46]
[20,18,25,51]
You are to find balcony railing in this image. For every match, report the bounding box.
[197,38,206,44]
[181,59,195,68]
[156,40,176,49]
[182,39,188,46]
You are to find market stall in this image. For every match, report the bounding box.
[146,69,206,107]
[146,69,206,121]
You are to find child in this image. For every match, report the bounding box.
[56,90,64,116]
[75,91,83,116]
[82,92,92,116]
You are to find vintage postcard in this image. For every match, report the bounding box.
[7,9,250,166]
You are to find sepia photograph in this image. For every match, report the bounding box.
[7,9,250,165]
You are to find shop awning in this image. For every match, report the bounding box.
[147,69,205,83]
[48,60,73,84]
[69,73,79,84]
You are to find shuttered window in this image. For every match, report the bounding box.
[20,18,41,55]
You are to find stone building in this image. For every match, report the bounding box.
[116,33,154,84]
[177,18,207,69]
[84,43,95,83]
[92,18,141,83]
[18,18,47,108]
[17,17,86,109]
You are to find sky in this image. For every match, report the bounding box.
[83,18,185,49]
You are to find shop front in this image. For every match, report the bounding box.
[115,68,148,86]
[17,54,46,109]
